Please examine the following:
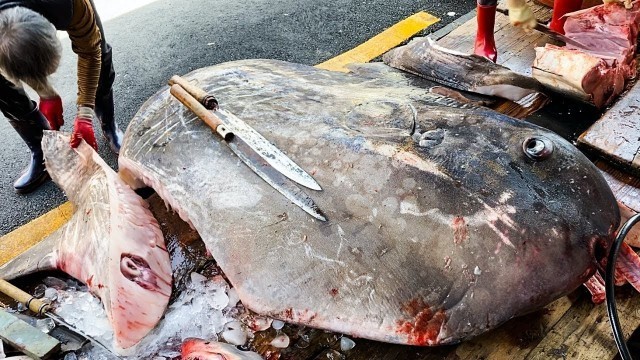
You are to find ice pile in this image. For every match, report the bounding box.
[48,273,246,359]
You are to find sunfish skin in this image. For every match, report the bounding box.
[181,339,262,360]
[119,60,619,345]
[0,132,172,353]
[383,38,549,110]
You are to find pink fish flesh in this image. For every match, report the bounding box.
[181,338,262,360]
[0,132,172,353]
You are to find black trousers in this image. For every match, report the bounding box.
[0,2,115,120]
[477,0,498,5]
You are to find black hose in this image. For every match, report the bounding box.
[606,213,640,360]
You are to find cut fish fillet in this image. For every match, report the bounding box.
[0,132,172,353]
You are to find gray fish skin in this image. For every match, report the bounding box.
[383,38,549,108]
[0,132,173,354]
[119,59,619,346]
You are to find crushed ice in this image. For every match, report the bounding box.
[29,273,355,358]
[270,333,290,348]
[340,336,356,351]
[49,272,249,359]
[272,319,285,330]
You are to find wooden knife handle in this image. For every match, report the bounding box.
[168,75,219,110]
[169,84,233,140]
[0,278,50,315]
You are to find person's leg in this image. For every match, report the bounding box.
[549,0,582,34]
[0,74,51,193]
[90,0,123,154]
[475,0,498,62]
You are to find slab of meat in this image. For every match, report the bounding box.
[564,2,640,66]
[533,3,640,108]
[533,44,626,108]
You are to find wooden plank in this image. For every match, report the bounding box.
[526,288,640,360]
[579,82,640,176]
[597,161,640,247]
[452,296,575,360]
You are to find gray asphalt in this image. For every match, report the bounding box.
[0,0,476,236]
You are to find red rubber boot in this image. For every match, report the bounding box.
[549,0,582,34]
[474,4,498,63]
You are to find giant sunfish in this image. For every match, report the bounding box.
[118,60,619,345]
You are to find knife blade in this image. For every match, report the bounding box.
[496,8,590,49]
[168,75,323,191]
[46,312,120,358]
[169,84,327,221]
[0,278,121,359]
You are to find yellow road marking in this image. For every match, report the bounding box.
[315,11,439,72]
[0,11,439,266]
[0,202,73,266]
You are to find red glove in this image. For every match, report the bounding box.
[70,107,98,150]
[39,96,64,130]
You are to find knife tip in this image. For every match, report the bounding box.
[312,208,328,222]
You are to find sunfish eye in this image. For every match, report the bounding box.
[522,136,554,161]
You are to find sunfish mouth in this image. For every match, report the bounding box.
[121,253,172,296]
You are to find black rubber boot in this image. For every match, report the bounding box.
[95,89,123,154]
[8,105,51,194]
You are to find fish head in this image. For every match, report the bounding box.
[496,114,620,263]
[181,338,262,360]
[420,106,619,250]
[409,106,620,331]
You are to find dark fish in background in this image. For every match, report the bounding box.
[383,37,549,113]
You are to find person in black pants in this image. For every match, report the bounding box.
[0,0,122,194]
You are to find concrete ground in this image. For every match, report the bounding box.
[0,0,476,235]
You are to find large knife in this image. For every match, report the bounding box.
[0,278,121,359]
[496,8,589,49]
[169,84,327,221]
[168,75,322,191]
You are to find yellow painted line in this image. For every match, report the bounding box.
[0,11,439,265]
[0,202,73,266]
[315,11,440,72]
